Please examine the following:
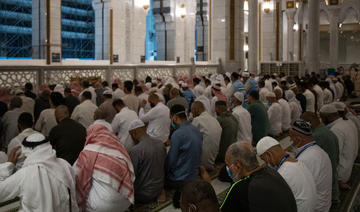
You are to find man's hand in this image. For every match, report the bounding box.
[7,146,21,165]
[141,99,147,108]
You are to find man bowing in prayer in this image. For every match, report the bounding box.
[74,122,135,212]
[0,132,79,211]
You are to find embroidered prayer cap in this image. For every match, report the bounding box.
[292,120,312,136]
[233,92,244,102]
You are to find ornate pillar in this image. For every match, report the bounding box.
[286,9,296,61]
[32,0,62,64]
[248,0,258,74]
[328,7,340,68]
[306,0,320,73]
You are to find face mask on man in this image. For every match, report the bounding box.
[267,101,272,106]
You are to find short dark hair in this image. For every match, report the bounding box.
[82,80,90,88]
[103,93,112,99]
[145,76,152,83]
[193,78,201,84]
[112,99,125,107]
[170,104,187,120]
[10,97,22,109]
[215,100,227,107]
[124,81,133,92]
[102,81,109,87]
[181,179,219,210]
[64,87,71,94]
[249,90,259,100]
[25,83,33,91]
[82,91,92,100]
[18,112,33,128]
[50,92,65,106]
[112,83,119,89]
[134,86,143,94]
[205,79,211,85]
[231,72,239,79]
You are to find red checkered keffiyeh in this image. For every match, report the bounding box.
[75,124,135,211]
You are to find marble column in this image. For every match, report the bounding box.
[286,10,296,61]
[328,7,340,68]
[237,0,245,72]
[248,0,258,74]
[306,0,320,73]
[32,0,61,63]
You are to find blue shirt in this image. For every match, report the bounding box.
[182,90,195,111]
[232,80,248,109]
[166,122,203,183]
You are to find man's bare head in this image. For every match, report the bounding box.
[55,105,69,123]
[191,101,205,118]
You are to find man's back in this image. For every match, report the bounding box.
[216,113,238,162]
[129,135,166,203]
[97,99,117,123]
[1,108,22,148]
[122,94,139,112]
[232,105,252,142]
[267,102,282,136]
[278,99,291,131]
[167,122,202,184]
[220,167,297,212]
[248,101,269,145]
[71,100,98,128]
[278,161,317,212]
[49,118,86,165]
[192,112,222,169]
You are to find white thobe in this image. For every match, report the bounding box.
[193,85,205,98]
[259,87,270,103]
[138,93,151,113]
[224,83,233,98]
[73,163,131,212]
[35,108,57,137]
[278,99,291,131]
[113,88,125,100]
[313,85,324,111]
[335,82,344,100]
[111,107,139,151]
[278,161,317,212]
[192,112,222,169]
[323,88,333,104]
[328,118,359,182]
[267,102,282,136]
[0,144,79,212]
[210,96,219,117]
[139,103,171,143]
[326,78,337,100]
[19,95,35,117]
[288,100,302,124]
[297,143,333,212]
[195,95,212,115]
[205,86,212,100]
[71,100,98,129]
[122,94,139,113]
[232,105,252,143]
[0,152,7,163]
[7,128,37,170]
[303,89,316,112]
[79,87,97,104]
[265,79,273,92]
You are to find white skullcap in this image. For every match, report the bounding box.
[182,83,188,88]
[256,136,280,156]
[332,102,346,112]
[145,82,152,89]
[15,89,24,95]
[54,84,64,96]
[103,89,113,95]
[151,79,157,84]
[128,119,145,131]
[242,72,250,77]
[266,92,276,98]
[225,72,231,78]
[26,133,46,143]
[233,92,244,102]
[320,104,338,114]
[289,83,297,90]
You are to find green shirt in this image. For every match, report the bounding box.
[216,112,238,162]
[248,101,269,145]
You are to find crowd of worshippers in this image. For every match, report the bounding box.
[0,70,358,212]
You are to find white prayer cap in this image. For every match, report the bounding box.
[151,79,157,84]
[15,88,24,95]
[242,72,250,77]
[54,84,64,97]
[182,83,188,88]
[285,90,295,101]
[225,72,231,78]
[320,104,338,114]
[266,92,276,98]
[103,89,113,95]
[256,136,280,156]
[145,82,152,89]
[233,92,244,102]
[332,102,346,112]
[128,119,145,131]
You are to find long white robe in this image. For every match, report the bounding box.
[303,89,315,113]
[0,144,79,212]
[35,108,57,137]
[313,85,324,112]
[323,88,333,105]
[71,100,98,128]
[195,95,212,115]
[232,105,252,143]
[267,102,282,136]
[278,99,291,131]
[328,118,359,182]
[297,143,333,212]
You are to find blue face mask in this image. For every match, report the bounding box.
[267,101,272,106]
[226,166,233,180]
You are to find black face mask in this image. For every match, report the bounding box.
[150,103,156,108]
